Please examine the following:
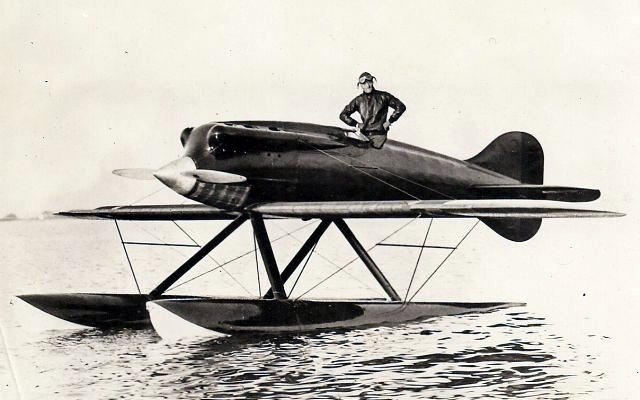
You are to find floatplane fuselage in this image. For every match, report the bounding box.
[17,121,621,339]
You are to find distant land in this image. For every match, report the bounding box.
[0,211,64,221]
[1,213,18,221]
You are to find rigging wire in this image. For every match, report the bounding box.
[117,137,470,299]
[270,221,377,293]
[172,221,252,296]
[113,220,141,294]
[406,220,480,303]
[334,149,458,200]
[165,220,317,293]
[367,166,456,200]
[127,219,251,295]
[306,141,458,201]
[403,218,433,303]
[304,143,421,200]
[130,221,193,259]
[287,240,318,298]
[128,186,166,205]
[294,216,422,300]
[336,150,457,200]
[121,241,198,248]
[302,144,484,302]
[253,232,261,297]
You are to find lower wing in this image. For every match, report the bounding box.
[59,199,622,220]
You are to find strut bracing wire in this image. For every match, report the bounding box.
[122,241,199,248]
[172,221,252,296]
[128,187,166,205]
[407,220,480,302]
[130,221,195,260]
[271,221,377,293]
[253,231,261,297]
[377,243,455,250]
[165,220,316,293]
[288,240,318,298]
[114,220,141,294]
[404,218,433,302]
[294,216,422,300]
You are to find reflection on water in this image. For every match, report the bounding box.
[1,220,621,399]
[17,309,604,399]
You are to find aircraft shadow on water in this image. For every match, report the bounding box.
[17,121,623,340]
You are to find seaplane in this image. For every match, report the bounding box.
[18,121,622,339]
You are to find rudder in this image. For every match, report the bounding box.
[468,132,544,241]
[466,131,544,184]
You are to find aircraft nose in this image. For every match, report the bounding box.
[153,157,197,195]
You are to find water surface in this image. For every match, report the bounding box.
[0,219,635,399]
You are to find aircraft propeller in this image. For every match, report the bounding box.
[112,168,156,180]
[113,157,247,195]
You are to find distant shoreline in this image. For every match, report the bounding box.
[1,213,64,222]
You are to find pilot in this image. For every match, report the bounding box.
[339,72,406,149]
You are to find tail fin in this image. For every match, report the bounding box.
[467,132,544,242]
[466,131,544,184]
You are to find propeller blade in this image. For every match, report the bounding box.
[112,168,157,180]
[182,169,247,184]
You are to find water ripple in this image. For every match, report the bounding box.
[8,308,609,399]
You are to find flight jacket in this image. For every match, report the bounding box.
[339,89,406,133]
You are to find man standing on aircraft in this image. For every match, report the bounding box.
[339,72,406,149]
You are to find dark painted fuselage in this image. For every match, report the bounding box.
[181,121,517,209]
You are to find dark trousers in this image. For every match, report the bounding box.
[362,130,387,149]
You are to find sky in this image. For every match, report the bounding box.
[1,0,639,217]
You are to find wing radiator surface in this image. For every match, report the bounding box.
[250,200,622,219]
[58,201,622,241]
[57,205,240,220]
[250,199,622,242]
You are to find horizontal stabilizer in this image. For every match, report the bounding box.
[57,205,240,220]
[474,185,600,202]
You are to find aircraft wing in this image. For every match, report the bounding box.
[249,199,624,219]
[58,200,622,221]
[57,204,240,220]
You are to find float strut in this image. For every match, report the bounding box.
[149,215,248,297]
[264,219,331,299]
[251,214,287,299]
[333,219,401,301]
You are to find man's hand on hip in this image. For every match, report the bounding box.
[383,121,391,131]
